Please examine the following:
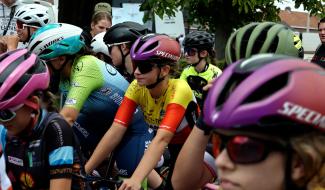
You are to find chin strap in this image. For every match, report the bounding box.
[117,46,133,81]
[284,148,306,190]
[146,67,165,89]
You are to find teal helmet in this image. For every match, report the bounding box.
[28,23,85,60]
[225,22,304,65]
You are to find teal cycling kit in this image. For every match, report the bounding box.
[59,55,153,178]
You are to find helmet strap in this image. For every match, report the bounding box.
[146,67,165,89]
[284,148,306,190]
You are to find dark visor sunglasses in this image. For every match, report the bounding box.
[0,104,24,122]
[185,48,198,56]
[133,60,157,74]
[217,134,286,164]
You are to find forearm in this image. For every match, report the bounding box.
[131,135,169,184]
[172,126,210,189]
[85,123,126,174]
[49,178,71,190]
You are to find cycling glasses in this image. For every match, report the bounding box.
[218,135,286,164]
[16,20,37,30]
[106,41,131,55]
[133,60,157,74]
[185,48,198,56]
[0,104,24,122]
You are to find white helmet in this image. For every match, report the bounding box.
[14,4,53,27]
[91,32,109,56]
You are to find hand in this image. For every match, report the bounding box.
[118,178,141,190]
[2,35,19,51]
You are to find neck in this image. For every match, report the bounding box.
[125,55,133,75]
[195,59,207,73]
[149,77,169,98]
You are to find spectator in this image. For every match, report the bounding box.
[82,2,112,48]
[311,17,325,68]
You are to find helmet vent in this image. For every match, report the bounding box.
[39,48,53,57]
[242,72,289,104]
[251,25,272,54]
[240,27,255,58]
[216,73,250,109]
[268,36,279,53]
[143,41,159,53]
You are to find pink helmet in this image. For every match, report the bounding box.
[130,34,181,66]
[0,49,50,110]
[203,54,325,136]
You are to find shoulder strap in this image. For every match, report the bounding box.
[2,5,16,36]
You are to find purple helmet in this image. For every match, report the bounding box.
[203,54,325,135]
[130,34,181,66]
[0,49,50,110]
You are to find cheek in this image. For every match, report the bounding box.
[239,152,286,190]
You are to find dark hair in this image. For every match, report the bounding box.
[91,12,111,25]
[35,90,59,112]
[318,17,325,29]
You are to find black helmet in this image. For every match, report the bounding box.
[183,31,214,50]
[104,21,150,45]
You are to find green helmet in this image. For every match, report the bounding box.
[225,22,304,65]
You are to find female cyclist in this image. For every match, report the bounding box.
[86,34,217,190]
[180,31,222,109]
[174,54,325,190]
[172,21,306,189]
[0,49,75,190]
[103,21,150,82]
[27,23,153,180]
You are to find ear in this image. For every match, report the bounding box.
[199,50,208,57]
[28,96,40,104]
[90,22,95,30]
[57,55,67,66]
[160,65,171,77]
[291,154,305,182]
[120,43,130,54]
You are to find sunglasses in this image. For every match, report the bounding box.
[185,48,198,56]
[216,134,286,164]
[0,104,24,122]
[106,41,131,55]
[16,20,37,30]
[133,60,157,74]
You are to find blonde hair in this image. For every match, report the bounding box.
[290,131,325,190]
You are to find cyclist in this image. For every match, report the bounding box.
[172,21,306,190]
[103,21,150,82]
[27,23,153,180]
[12,3,53,49]
[180,31,222,109]
[0,49,74,190]
[87,34,217,190]
[204,54,324,190]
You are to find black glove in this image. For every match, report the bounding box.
[195,113,212,136]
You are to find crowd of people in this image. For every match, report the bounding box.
[0,1,324,190]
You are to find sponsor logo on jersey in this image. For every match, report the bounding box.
[278,101,325,129]
[105,64,117,75]
[65,98,77,105]
[73,61,83,72]
[118,169,128,176]
[20,172,35,188]
[40,37,64,52]
[155,50,179,61]
[8,156,24,166]
[71,82,81,87]
[28,140,41,148]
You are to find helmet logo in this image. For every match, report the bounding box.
[155,50,179,61]
[40,37,64,52]
[278,101,325,129]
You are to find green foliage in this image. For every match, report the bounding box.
[140,0,324,32]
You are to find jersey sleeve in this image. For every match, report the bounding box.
[44,119,74,179]
[64,56,104,110]
[114,97,137,127]
[160,80,195,133]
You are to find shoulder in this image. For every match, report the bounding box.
[169,79,192,95]
[208,64,222,75]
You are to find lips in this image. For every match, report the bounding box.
[219,178,240,190]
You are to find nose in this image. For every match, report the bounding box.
[215,148,235,172]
